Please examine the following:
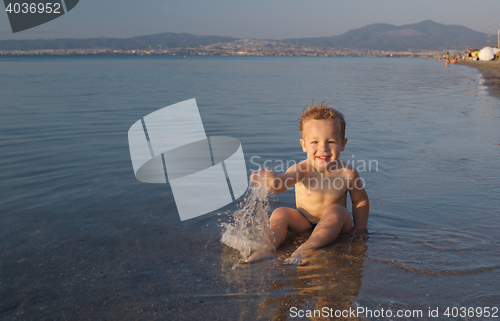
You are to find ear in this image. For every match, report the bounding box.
[341,138,348,151]
[300,139,306,152]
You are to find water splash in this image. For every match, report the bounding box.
[221,183,273,259]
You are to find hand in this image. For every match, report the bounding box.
[250,167,276,191]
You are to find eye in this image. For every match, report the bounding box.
[311,141,318,144]
[329,140,336,144]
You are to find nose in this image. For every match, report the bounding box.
[319,142,330,151]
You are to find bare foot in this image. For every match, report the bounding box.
[282,249,312,266]
[243,248,273,263]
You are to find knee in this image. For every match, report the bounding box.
[270,207,289,222]
[324,204,350,220]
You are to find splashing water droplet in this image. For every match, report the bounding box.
[221,183,272,259]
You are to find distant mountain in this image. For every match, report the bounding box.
[282,20,488,51]
[0,32,236,50]
[0,20,489,51]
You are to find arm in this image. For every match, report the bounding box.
[250,164,304,194]
[349,169,369,230]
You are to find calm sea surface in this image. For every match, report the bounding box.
[1,56,499,320]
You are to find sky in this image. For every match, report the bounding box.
[1,0,500,41]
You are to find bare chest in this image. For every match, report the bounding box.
[295,172,350,209]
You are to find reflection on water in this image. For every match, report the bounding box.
[220,229,368,321]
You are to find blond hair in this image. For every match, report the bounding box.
[299,102,346,140]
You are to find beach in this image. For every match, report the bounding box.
[458,60,500,100]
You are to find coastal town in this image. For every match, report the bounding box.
[0,38,445,57]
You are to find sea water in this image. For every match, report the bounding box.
[1,55,499,320]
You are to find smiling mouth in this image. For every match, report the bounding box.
[316,156,330,161]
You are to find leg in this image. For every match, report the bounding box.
[284,204,352,265]
[244,207,311,263]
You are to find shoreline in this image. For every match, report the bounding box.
[457,60,500,100]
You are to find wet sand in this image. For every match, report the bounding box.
[457,60,500,99]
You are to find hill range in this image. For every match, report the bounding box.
[0,20,489,52]
[282,20,488,51]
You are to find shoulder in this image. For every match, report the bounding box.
[335,160,362,189]
[285,161,301,172]
[285,160,309,172]
[336,160,358,176]
[283,160,309,180]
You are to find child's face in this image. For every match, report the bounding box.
[300,119,347,171]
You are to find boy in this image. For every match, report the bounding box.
[245,102,369,265]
